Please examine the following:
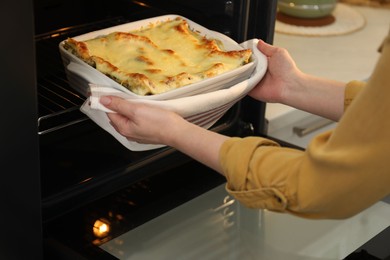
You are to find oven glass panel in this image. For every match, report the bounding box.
[44,160,226,259]
[100,185,390,260]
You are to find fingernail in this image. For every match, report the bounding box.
[100,96,112,106]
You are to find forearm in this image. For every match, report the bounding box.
[166,119,228,174]
[281,73,346,121]
[166,74,345,173]
[281,72,346,121]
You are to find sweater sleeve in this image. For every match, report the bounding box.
[220,30,390,219]
[344,80,366,111]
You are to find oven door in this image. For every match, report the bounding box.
[97,187,390,260]
[44,169,390,260]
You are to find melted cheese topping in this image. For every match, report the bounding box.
[65,17,252,96]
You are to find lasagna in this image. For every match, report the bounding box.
[64,17,252,96]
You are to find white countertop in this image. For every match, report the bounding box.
[266,5,390,121]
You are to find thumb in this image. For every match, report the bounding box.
[99,95,129,115]
[100,95,113,107]
[257,40,276,57]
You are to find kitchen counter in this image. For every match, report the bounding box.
[266,4,390,122]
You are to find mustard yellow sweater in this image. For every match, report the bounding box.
[220,31,390,219]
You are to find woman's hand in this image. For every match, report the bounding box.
[253,40,346,121]
[249,40,303,104]
[100,96,186,145]
[99,96,228,173]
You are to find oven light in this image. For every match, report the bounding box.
[93,219,111,238]
[133,1,150,8]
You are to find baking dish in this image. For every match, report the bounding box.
[81,38,267,151]
[59,14,257,100]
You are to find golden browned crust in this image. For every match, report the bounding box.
[64,17,252,96]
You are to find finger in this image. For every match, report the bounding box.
[100,96,135,118]
[100,95,113,107]
[257,40,277,57]
[107,112,133,135]
[107,112,128,125]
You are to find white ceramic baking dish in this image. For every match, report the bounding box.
[81,38,267,151]
[59,14,257,100]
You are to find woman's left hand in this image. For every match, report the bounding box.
[99,95,185,145]
[99,95,228,173]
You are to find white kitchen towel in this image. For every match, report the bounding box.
[80,39,267,151]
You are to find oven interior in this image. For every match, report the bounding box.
[34,0,276,258]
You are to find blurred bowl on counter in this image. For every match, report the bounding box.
[278,0,337,18]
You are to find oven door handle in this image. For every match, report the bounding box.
[293,118,334,137]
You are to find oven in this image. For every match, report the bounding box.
[1,0,276,259]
